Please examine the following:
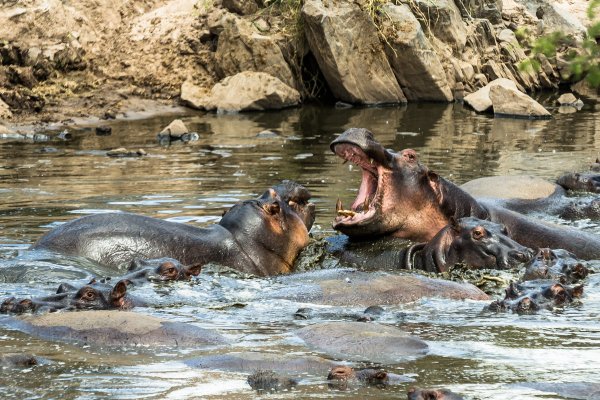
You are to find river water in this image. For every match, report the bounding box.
[1,102,600,399]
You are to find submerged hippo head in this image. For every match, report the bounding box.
[487,281,584,314]
[219,190,312,275]
[331,128,488,241]
[408,387,465,400]
[419,217,534,272]
[1,279,132,314]
[126,257,202,283]
[522,248,589,284]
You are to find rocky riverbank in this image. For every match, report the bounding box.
[0,0,596,131]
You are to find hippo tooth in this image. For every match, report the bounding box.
[369,158,374,165]
[337,209,356,217]
[363,196,370,210]
[336,198,343,212]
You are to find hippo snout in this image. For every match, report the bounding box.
[511,248,535,263]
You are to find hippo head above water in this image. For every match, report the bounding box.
[126,257,202,283]
[416,217,534,272]
[1,279,132,314]
[330,128,489,241]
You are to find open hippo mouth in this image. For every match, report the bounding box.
[330,129,394,233]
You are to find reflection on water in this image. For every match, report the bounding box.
[1,103,600,399]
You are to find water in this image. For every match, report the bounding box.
[1,102,600,399]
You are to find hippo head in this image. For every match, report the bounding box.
[408,387,464,400]
[330,128,457,241]
[522,248,589,284]
[262,180,316,232]
[1,279,132,314]
[421,217,534,272]
[487,281,584,314]
[127,257,202,283]
[219,191,311,275]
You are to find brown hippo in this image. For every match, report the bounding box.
[408,387,465,400]
[327,365,413,389]
[1,310,226,348]
[330,128,600,260]
[295,321,428,364]
[486,280,584,314]
[31,181,315,276]
[522,248,589,284]
[1,279,133,314]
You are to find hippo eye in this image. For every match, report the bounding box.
[472,227,486,240]
[81,290,96,301]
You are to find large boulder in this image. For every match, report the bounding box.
[455,0,503,23]
[295,322,428,363]
[4,310,227,347]
[0,98,11,119]
[188,71,301,113]
[464,78,518,112]
[412,0,467,51]
[301,0,406,105]
[380,4,453,102]
[513,0,587,40]
[213,12,296,88]
[489,84,551,118]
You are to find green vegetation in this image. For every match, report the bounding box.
[522,0,600,87]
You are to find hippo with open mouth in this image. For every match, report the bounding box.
[31,181,315,276]
[330,128,600,260]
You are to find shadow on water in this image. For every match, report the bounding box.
[1,103,600,399]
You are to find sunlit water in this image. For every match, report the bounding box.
[1,102,600,399]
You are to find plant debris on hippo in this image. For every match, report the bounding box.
[31,181,315,276]
[330,128,600,260]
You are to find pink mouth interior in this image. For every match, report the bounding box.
[333,143,380,223]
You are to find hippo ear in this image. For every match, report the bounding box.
[448,216,460,232]
[110,280,129,301]
[263,201,281,215]
[184,263,202,277]
[56,283,77,294]
[572,284,584,298]
[427,171,444,204]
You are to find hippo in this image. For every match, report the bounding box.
[408,387,465,400]
[486,280,583,314]
[295,321,428,364]
[330,128,600,260]
[1,310,226,348]
[330,217,532,272]
[522,248,589,284]
[1,279,132,314]
[31,181,315,276]
[327,365,413,389]
[1,353,40,368]
[246,370,298,392]
[270,268,490,306]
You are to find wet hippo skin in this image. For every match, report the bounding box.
[330,128,600,260]
[31,181,315,276]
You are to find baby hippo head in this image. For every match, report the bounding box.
[127,257,202,283]
[1,279,132,314]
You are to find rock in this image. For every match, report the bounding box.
[497,29,516,43]
[0,98,11,119]
[159,119,189,138]
[106,148,147,157]
[5,310,226,347]
[413,0,467,51]
[295,322,428,364]
[464,78,518,112]
[221,0,258,15]
[514,382,600,400]
[202,71,301,113]
[302,0,406,105]
[95,125,112,136]
[180,78,210,110]
[455,0,503,23]
[514,0,587,40]
[571,79,600,100]
[557,105,577,114]
[557,93,582,107]
[381,4,453,102]
[214,13,296,88]
[489,85,551,118]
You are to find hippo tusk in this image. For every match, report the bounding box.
[337,209,356,217]
[336,198,343,212]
